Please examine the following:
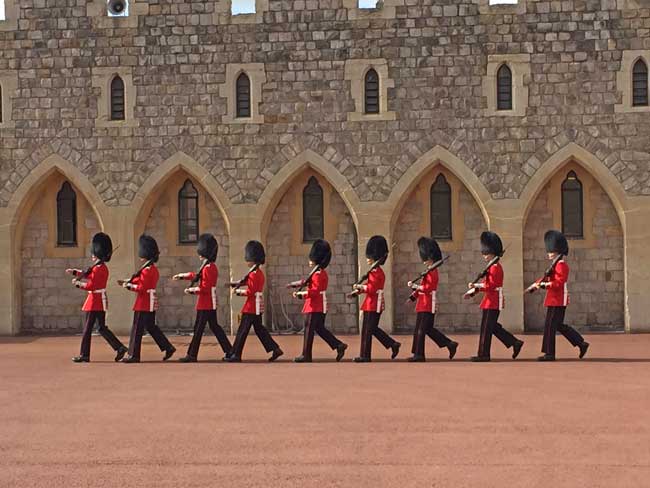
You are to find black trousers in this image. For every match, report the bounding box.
[79,311,125,358]
[301,312,343,360]
[477,309,519,358]
[411,312,453,357]
[359,311,398,359]
[186,310,232,358]
[230,313,279,358]
[127,311,174,360]
[542,306,584,356]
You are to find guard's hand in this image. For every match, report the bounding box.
[183,288,192,295]
[353,284,362,291]
[172,274,183,281]
[407,281,413,287]
[468,282,475,289]
[65,268,77,275]
[292,291,298,298]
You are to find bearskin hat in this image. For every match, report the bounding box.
[309,239,332,269]
[480,231,503,257]
[366,235,389,265]
[245,240,265,265]
[197,233,219,262]
[417,237,442,262]
[138,234,160,262]
[91,232,113,262]
[544,230,569,255]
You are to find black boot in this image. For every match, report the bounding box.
[578,342,590,359]
[470,356,490,362]
[72,356,89,363]
[178,356,197,363]
[269,348,284,362]
[353,356,371,363]
[163,346,176,361]
[293,355,311,363]
[223,355,241,363]
[390,342,401,360]
[114,346,128,362]
[407,355,425,362]
[336,343,348,362]
[447,341,458,360]
[512,340,524,360]
[537,354,555,362]
[121,356,140,363]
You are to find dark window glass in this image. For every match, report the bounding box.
[430,174,452,240]
[56,181,77,246]
[364,68,379,114]
[632,59,648,107]
[0,84,3,123]
[303,176,324,242]
[236,73,251,118]
[178,179,199,244]
[496,64,513,111]
[561,171,583,239]
[110,76,125,121]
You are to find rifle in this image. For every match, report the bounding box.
[227,264,260,289]
[347,255,387,298]
[406,255,450,302]
[189,259,210,287]
[463,253,503,299]
[120,258,156,286]
[286,265,321,293]
[524,253,564,294]
[69,245,120,280]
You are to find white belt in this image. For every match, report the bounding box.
[89,289,106,294]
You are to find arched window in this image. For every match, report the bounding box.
[56,181,77,246]
[561,171,583,239]
[364,68,379,114]
[178,179,199,244]
[632,58,648,107]
[430,174,452,240]
[0,83,3,123]
[496,64,513,111]
[110,75,125,121]
[302,176,324,242]
[236,73,251,118]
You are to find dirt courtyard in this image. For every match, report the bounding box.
[1,333,649,488]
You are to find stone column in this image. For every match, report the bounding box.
[622,197,650,332]
[0,209,18,335]
[227,205,263,334]
[485,200,525,333]
[355,204,395,333]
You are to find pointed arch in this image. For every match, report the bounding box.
[386,145,493,231]
[257,149,363,238]
[132,151,233,235]
[520,142,630,226]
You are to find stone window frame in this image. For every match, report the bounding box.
[0,0,18,31]
[213,0,269,25]
[478,0,526,15]
[0,70,17,129]
[87,0,148,28]
[342,0,404,21]
[615,50,650,113]
[483,54,530,117]
[91,67,138,128]
[219,63,266,125]
[344,59,396,122]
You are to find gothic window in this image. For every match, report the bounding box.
[632,58,648,107]
[561,171,584,239]
[496,64,513,111]
[178,179,199,244]
[302,176,324,242]
[110,75,125,121]
[364,69,380,114]
[236,73,251,118]
[56,182,77,246]
[430,174,452,240]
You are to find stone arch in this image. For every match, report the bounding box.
[258,149,361,334]
[7,154,107,334]
[133,151,233,332]
[387,146,491,333]
[521,143,627,332]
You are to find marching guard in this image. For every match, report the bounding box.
[224,240,284,362]
[466,231,524,362]
[407,237,458,362]
[289,239,348,363]
[68,232,127,363]
[173,233,232,362]
[528,230,589,361]
[118,235,176,363]
[351,235,401,362]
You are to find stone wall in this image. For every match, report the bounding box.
[20,188,100,334]
[393,180,487,333]
[265,186,358,334]
[2,0,650,209]
[523,173,624,331]
[143,190,231,333]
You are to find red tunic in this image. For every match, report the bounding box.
[186,263,219,311]
[126,264,159,312]
[75,263,109,312]
[301,269,328,314]
[475,262,504,311]
[359,266,385,313]
[543,260,570,307]
[237,268,265,315]
[414,268,438,314]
